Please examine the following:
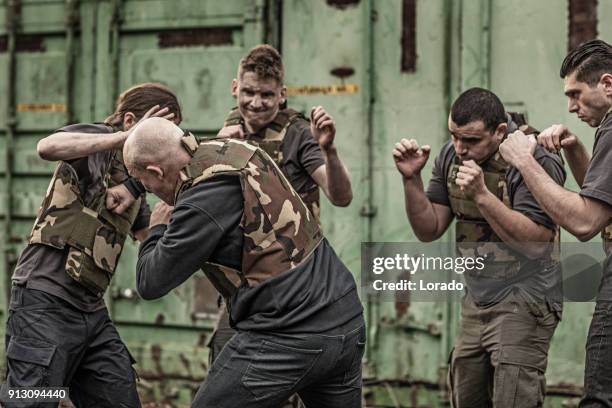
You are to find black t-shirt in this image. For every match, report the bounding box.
[425,141,566,307]
[136,175,363,333]
[580,112,612,300]
[12,123,151,312]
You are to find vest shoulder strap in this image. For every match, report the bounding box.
[223,107,242,127]
[182,139,258,188]
[269,108,305,130]
[508,111,539,135]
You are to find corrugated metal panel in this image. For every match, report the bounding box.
[0,0,269,404]
[0,0,610,406]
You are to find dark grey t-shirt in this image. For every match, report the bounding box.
[246,116,325,195]
[580,112,612,300]
[136,175,363,333]
[281,118,326,193]
[580,113,612,206]
[12,123,151,312]
[426,141,566,307]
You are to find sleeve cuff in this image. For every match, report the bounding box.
[518,210,556,231]
[138,224,167,253]
[131,214,151,232]
[580,188,612,209]
[426,193,451,207]
[149,224,167,236]
[124,177,146,198]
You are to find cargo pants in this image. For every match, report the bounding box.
[448,292,559,408]
[1,285,140,408]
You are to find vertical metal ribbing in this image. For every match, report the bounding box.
[110,0,123,109]
[363,0,378,369]
[4,0,20,327]
[65,0,80,125]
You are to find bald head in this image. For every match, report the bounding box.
[123,117,184,172]
[123,117,193,204]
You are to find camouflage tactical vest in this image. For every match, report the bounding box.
[602,224,612,255]
[29,150,141,296]
[224,107,321,222]
[447,117,550,280]
[448,152,523,280]
[175,133,323,304]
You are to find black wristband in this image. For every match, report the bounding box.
[123,177,146,198]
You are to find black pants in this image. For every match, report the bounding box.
[208,308,306,408]
[195,317,366,408]
[580,301,612,407]
[2,286,140,408]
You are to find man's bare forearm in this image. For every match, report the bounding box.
[37,131,126,161]
[515,155,602,239]
[473,190,554,258]
[403,175,442,241]
[323,145,353,206]
[563,142,591,186]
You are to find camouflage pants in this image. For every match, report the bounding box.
[208,306,305,408]
[448,292,558,408]
[1,285,140,408]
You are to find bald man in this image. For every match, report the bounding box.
[123,118,365,408]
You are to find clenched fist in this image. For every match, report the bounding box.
[106,184,135,215]
[454,160,487,200]
[499,130,537,168]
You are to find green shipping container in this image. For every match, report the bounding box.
[0,0,609,406]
